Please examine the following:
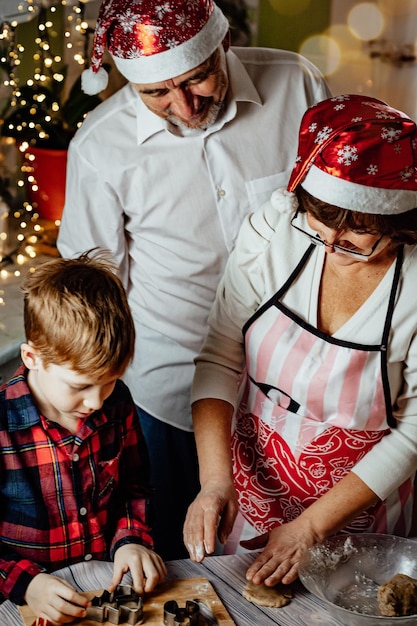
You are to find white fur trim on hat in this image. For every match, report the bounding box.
[301,164,417,215]
[270,188,299,213]
[112,4,229,84]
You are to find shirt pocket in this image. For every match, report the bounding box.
[245,170,292,213]
[96,454,121,501]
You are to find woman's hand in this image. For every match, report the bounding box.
[183,479,239,561]
[25,573,90,625]
[241,516,321,586]
[243,473,381,586]
[110,543,167,594]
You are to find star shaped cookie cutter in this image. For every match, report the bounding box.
[86,584,143,624]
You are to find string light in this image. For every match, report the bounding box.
[0,0,97,285]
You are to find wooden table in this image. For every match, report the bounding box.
[0,553,342,626]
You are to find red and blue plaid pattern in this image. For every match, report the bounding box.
[0,367,153,604]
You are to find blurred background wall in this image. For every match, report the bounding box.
[2,0,417,117]
[258,0,417,120]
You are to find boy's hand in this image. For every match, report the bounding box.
[110,544,167,594]
[25,573,90,625]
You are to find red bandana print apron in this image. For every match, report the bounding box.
[231,245,413,538]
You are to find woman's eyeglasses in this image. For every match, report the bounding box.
[290,209,383,261]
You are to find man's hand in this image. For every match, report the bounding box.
[25,573,90,625]
[110,544,167,594]
[183,479,239,562]
[242,517,321,586]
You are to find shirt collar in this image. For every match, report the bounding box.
[3,365,111,434]
[226,48,263,106]
[4,365,42,431]
[134,49,263,145]
[134,86,167,145]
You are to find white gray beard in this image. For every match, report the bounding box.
[166,100,225,136]
[166,123,205,137]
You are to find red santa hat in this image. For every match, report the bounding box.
[285,94,417,215]
[81,0,230,95]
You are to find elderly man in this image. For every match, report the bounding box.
[58,0,330,561]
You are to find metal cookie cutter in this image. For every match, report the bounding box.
[86,584,143,624]
[163,599,200,626]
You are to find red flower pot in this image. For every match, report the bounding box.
[24,146,67,222]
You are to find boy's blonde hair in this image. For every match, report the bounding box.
[22,248,135,376]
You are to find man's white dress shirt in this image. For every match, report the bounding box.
[58,47,330,431]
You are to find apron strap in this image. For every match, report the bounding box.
[242,244,315,337]
[243,242,403,430]
[380,245,404,429]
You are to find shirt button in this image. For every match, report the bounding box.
[73,453,80,462]
[85,553,93,561]
[80,507,87,516]
[217,188,226,199]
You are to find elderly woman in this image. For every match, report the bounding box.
[183,95,417,587]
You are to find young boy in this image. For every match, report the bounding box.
[0,249,166,624]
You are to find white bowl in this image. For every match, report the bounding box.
[298,534,417,626]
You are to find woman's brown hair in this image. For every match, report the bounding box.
[296,186,417,246]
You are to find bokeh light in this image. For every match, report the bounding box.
[299,34,340,77]
[319,22,374,96]
[347,3,385,41]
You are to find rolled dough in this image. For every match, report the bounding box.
[242,581,293,607]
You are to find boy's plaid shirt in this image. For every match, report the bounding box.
[0,367,153,604]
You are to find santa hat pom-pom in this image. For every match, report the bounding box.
[81,66,109,95]
[270,187,299,214]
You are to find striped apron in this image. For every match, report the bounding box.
[228,245,412,547]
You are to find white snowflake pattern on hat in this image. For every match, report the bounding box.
[315,126,333,144]
[166,37,181,49]
[119,8,141,32]
[375,110,396,120]
[176,13,192,29]
[331,95,350,103]
[401,166,414,181]
[381,127,402,143]
[337,145,358,166]
[155,3,172,19]
[287,94,417,214]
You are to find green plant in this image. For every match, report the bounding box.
[0,7,103,150]
[1,73,103,149]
